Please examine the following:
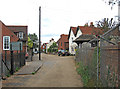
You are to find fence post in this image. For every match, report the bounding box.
[17,51,18,60]
[5,50,6,65]
[97,38,99,86]
[31,48,33,61]
[19,43,21,67]
[24,52,25,65]
[10,44,14,75]
[1,53,3,79]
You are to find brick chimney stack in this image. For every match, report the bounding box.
[90,22,94,27]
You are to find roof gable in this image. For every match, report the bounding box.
[57,34,69,43]
[68,27,77,39]
[6,25,28,40]
[2,22,19,42]
[77,26,103,36]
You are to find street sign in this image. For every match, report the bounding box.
[10,42,22,51]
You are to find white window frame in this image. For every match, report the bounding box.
[19,32,23,39]
[43,46,45,48]
[3,36,10,50]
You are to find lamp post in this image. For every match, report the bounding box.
[39,6,41,60]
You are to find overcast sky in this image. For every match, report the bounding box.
[0,0,118,43]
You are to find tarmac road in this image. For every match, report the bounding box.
[2,53,83,87]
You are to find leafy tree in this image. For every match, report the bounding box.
[48,42,58,53]
[27,37,33,50]
[28,33,38,48]
[28,33,38,42]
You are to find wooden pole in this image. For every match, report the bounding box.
[39,6,41,60]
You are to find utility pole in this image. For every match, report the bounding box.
[39,6,41,60]
[118,1,120,87]
[118,0,120,31]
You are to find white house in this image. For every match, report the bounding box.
[68,22,102,54]
[68,27,80,54]
[46,38,55,53]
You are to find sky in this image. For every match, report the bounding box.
[0,0,118,43]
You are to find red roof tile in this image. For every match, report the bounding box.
[71,27,77,35]
[77,26,103,35]
[68,27,77,39]
[2,22,19,42]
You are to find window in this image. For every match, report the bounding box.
[61,42,62,46]
[19,32,23,39]
[72,47,74,51]
[3,36,10,50]
[72,37,73,43]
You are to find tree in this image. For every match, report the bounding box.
[103,0,119,9]
[28,33,38,42]
[28,33,38,49]
[27,37,33,50]
[48,42,58,53]
[96,18,117,33]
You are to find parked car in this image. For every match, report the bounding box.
[58,50,70,56]
[34,51,38,54]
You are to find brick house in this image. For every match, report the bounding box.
[41,43,48,53]
[0,21,19,54]
[6,25,28,52]
[57,34,69,51]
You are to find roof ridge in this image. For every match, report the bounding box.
[2,22,19,41]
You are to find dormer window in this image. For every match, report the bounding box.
[19,32,23,39]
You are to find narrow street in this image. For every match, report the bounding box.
[2,53,83,87]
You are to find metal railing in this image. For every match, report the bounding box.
[1,51,25,78]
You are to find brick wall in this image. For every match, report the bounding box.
[1,21,19,54]
[58,34,69,50]
[0,21,2,54]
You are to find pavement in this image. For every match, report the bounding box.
[14,54,43,75]
[2,53,83,87]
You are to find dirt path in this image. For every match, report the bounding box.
[2,54,83,87]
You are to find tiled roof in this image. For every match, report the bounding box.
[77,26,103,35]
[71,27,77,35]
[2,22,19,42]
[61,34,69,42]
[73,34,95,42]
[57,34,69,43]
[68,27,77,39]
[6,25,28,41]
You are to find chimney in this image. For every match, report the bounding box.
[84,23,88,26]
[61,34,65,37]
[90,22,94,27]
[51,38,54,41]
